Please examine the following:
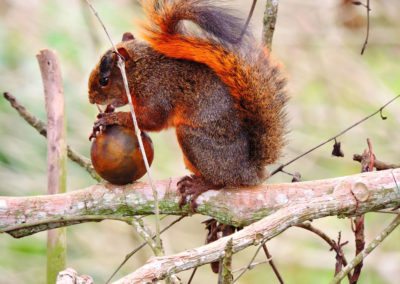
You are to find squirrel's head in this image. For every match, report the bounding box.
[88,32,136,108]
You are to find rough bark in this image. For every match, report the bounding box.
[114,169,400,283]
[1,169,399,239]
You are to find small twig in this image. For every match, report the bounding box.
[84,0,117,51]
[105,216,185,284]
[263,0,279,49]
[270,95,400,176]
[130,217,180,284]
[280,169,301,180]
[353,154,399,171]
[236,0,257,42]
[295,223,350,281]
[233,239,267,283]
[330,214,400,284]
[360,0,371,55]
[218,238,234,284]
[84,0,161,252]
[79,0,102,49]
[3,92,101,181]
[116,58,161,246]
[262,244,284,284]
[187,267,197,284]
[232,260,270,274]
[374,209,400,214]
[131,217,163,256]
[333,232,347,277]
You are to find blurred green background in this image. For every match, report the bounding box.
[0,0,399,283]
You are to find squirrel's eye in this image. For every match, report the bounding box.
[99,77,109,87]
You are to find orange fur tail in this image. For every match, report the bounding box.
[141,0,288,167]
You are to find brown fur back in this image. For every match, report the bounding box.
[141,0,288,169]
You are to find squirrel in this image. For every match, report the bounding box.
[88,0,288,209]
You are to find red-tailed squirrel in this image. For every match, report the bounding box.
[88,0,288,208]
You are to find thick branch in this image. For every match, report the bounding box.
[114,169,400,283]
[0,169,399,239]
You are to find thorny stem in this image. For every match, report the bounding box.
[84,0,161,252]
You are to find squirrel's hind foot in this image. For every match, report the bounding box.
[203,218,238,273]
[178,175,222,212]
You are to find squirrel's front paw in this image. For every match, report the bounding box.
[89,112,119,141]
[89,111,132,141]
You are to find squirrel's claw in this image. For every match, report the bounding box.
[178,175,219,212]
[89,111,117,141]
[89,104,116,141]
[89,129,98,141]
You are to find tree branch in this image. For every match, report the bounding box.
[353,154,399,171]
[37,49,68,283]
[0,169,398,238]
[263,0,279,49]
[0,169,399,281]
[112,169,400,283]
[56,268,93,284]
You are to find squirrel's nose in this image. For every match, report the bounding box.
[88,91,97,104]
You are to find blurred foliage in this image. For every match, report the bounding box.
[0,0,399,283]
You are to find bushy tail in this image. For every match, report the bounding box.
[141,0,288,168]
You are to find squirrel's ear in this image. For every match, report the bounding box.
[122,32,135,42]
[117,47,131,61]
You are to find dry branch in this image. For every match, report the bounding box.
[263,0,279,49]
[37,49,67,284]
[112,169,400,283]
[56,268,93,284]
[0,169,400,281]
[353,154,399,170]
[0,169,398,235]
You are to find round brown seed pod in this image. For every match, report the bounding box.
[91,125,154,185]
